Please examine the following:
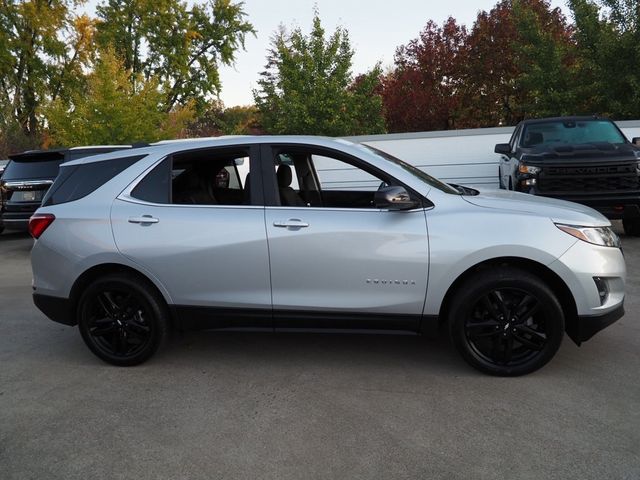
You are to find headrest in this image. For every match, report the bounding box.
[277,165,292,187]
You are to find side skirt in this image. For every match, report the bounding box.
[171,305,438,335]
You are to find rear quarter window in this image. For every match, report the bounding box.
[42,155,144,206]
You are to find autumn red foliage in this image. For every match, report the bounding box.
[382,0,574,132]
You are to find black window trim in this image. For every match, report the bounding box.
[125,144,264,208]
[260,143,432,209]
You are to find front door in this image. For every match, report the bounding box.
[262,144,430,330]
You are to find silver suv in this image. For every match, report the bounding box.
[30,136,626,375]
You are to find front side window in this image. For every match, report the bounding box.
[131,148,252,206]
[271,147,415,209]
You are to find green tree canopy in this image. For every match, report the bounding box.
[95,0,255,111]
[253,12,385,136]
[0,0,94,154]
[570,0,640,118]
[45,50,193,146]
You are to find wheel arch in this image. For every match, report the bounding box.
[437,256,578,339]
[68,263,174,327]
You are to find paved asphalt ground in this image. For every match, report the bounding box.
[1,225,639,480]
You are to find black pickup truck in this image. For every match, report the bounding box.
[495,116,640,235]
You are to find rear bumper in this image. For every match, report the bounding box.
[575,304,624,344]
[1,218,29,230]
[1,203,40,230]
[33,293,76,326]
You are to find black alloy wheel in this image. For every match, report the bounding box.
[449,267,564,376]
[78,274,168,366]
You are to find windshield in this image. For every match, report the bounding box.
[360,144,460,194]
[520,120,626,147]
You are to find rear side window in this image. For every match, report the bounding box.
[42,155,143,206]
[2,158,64,180]
[130,148,252,206]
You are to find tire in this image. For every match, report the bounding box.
[498,168,504,189]
[448,266,564,376]
[623,218,640,237]
[508,177,513,191]
[77,273,169,366]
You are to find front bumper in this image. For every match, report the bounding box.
[549,239,626,345]
[575,304,625,344]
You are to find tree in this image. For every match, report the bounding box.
[187,101,263,136]
[45,50,193,146]
[569,0,640,118]
[253,12,386,136]
[508,1,577,118]
[382,18,468,133]
[460,0,574,127]
[0,0,94,151]
[95,0,255,111]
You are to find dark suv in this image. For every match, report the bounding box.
[495,116,640,235]
[1,147,130,232]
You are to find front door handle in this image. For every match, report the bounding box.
[128,215,159,225]
[273,219,309,229]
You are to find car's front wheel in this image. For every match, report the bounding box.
[77,273,169,366]
[448,266,564,376]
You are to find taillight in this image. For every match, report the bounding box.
[29,213,55,239]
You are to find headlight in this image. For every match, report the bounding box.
[518,163,541,174]
[556,224,621,248]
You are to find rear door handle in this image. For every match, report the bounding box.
[128,215,159,225]
[273,219,309,228]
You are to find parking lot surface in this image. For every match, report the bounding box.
[1,225,639,479]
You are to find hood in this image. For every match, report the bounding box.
[522,142,640,164]
[462,189,610,227]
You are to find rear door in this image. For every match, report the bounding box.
[111,145,272,328]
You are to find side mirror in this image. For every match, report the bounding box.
[495,143,511,155]
[375,186,418,210]
[632,137,640,146]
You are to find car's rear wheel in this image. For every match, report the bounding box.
[622,218,640,237]
[448,266,564,376]
[77,274,169,366]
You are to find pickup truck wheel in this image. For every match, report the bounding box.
[448,267,564,376]
[77,274,169,366]
[623,218,640,236]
